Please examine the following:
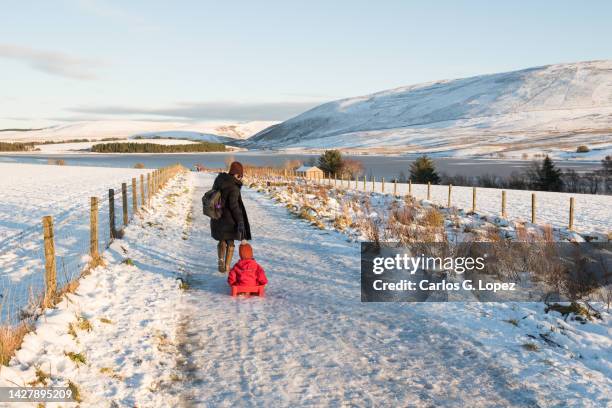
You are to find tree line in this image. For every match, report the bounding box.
[0,142,37,152]
[314,149,611,195]
[90,142,226,153]
[438,156,612,194]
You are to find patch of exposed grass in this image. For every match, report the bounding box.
[67,322,77,339]
[122,258,135,266]
[178,279,189,290]
[504,319,519,327]
[64,351,87,366]
[522,343,539,352]
[67,380,82,402]
[28,366,50,386]
[100,367,124,380]
[99,317,113,324]
[77,315,92,332]
[545,302,601,320]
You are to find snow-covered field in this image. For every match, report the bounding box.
[0,172,609,407]
[245,61,612,159]
[0,120,277,144]
[0,163,146,243]
[0,163,148,326]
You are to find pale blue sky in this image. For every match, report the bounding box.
[1,0,611,128]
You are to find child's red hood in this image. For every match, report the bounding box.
[236,259,258,269]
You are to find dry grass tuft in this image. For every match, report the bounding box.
[77,315,92,332]
[64,351,87,366]
[422,208,445,228]
[28,366,51,386]
[0,322,33,365]
[522,343,539,352]
[67,380,82,402]
[100,367,124,380]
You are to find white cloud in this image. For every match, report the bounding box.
[0,43,100,80]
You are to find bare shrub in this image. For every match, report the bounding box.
[576,145,590,153]
[360,217,380,246]
[391,206,414,226]
[342,159,364,178]
[283,159,302,170]
[47,159,66,166]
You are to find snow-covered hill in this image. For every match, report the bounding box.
[245,61,612,157]
[0,120,277,143]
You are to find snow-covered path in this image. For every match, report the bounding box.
[174,173,543,407]
[2,171,608,407]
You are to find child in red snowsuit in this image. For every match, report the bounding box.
[228,243,268,287]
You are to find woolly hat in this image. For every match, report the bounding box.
[239,242,253,259]
[228,161,244,177]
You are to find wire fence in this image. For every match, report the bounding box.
[0,165,185,330]
[246,167,612,236]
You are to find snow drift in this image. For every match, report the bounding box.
[245,61,612,156]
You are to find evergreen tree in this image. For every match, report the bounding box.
[409,155,440,184]
[318,150,344,175]
[528,156,563,191]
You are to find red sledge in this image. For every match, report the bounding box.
[231,285,266,297]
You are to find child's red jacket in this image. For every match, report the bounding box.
[228,259,268,286]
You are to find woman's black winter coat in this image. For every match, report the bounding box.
[210,172,252,241]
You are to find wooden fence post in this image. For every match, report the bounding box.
[427,182,431,201]
[382,178,385,193]
[409,180,412,197]
[90,197,99,260]
[393,180,397,197]
[140,174,145,208]
[372,176,375,191]
[42,215,57,307]
[363,176,366,191]
[109,189,116,240]
[122,183,128,226]
[472,187,477,213]
[447,184,452,207]
[501,191,507,218]
[569,197,575,230]
[147,173,151,207]
[132,178,138,215]
[531,193,536,224]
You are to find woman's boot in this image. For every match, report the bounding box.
[224,241,235,273]
[217,241,227,273]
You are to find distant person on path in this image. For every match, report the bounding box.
[211,161,252,273]
[228,242,268,287]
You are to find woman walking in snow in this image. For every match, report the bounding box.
[210,161,252,273]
